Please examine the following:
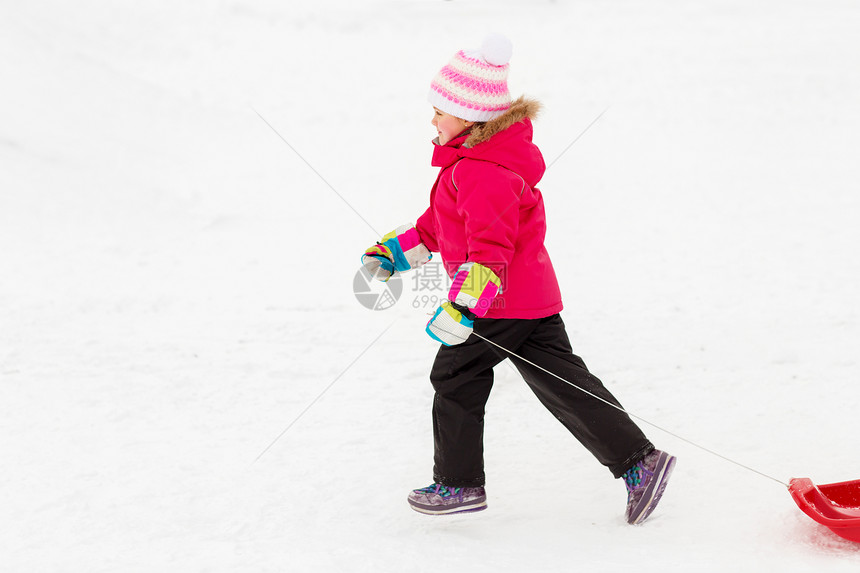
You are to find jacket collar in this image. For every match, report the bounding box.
[430,132,470,168]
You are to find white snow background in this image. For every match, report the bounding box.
[2,0,860,571]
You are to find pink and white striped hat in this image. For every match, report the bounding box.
[428,34,514,123]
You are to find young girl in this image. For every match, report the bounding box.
[361,34,675,525]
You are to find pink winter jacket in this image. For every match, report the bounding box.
[415,97,563,319]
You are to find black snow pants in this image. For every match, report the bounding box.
[430,313,653,487]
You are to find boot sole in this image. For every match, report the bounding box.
[408,499,488,515]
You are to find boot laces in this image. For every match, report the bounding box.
[622,462,654,493]
[415,483,462,498]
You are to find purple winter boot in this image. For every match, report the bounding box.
[407,483,487,515]
[622,449,676,524]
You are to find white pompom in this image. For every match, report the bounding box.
[481,33,513,66]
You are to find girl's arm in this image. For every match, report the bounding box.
[415,207,440,253]
[455,161,522,283]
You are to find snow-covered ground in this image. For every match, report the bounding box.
[3,0,860,571]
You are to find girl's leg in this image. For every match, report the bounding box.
[509,314,654,478]
[429,317,540,487]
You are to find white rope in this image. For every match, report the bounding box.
[470,331,790,488]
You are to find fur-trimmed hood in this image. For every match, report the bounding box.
[465,96,542,147]
[459,96,545,188]
[431,96,546,188]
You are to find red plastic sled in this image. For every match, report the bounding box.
[789,477,860,542]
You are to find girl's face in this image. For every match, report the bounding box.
[432,108,472,145]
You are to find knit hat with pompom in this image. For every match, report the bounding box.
[428,34,514,122]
